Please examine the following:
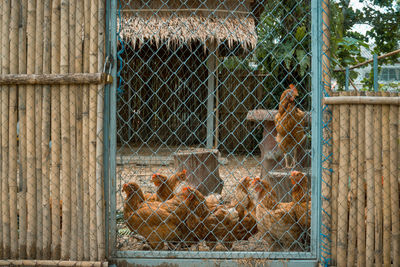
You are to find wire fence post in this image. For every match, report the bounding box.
[373,54,378,92]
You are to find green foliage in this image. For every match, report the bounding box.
[329,0,400,90]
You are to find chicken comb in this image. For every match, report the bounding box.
[289,84,296,89]
[251,177,261,185]
[122,183,129,192]
[182,169,187,174]
[291,171,301,176]
[151,173,159,179]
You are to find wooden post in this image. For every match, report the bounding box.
[26,0,37,259]
[365,91,375,267]
[330,92,340,265]
[69,0,78,260]
[75,0,84,261]
[337,91,350,267]
[42,0,52,259]
[1,0,11,259]
[35,0,44,258]
[18,0,28,259]
[60,0,71,260]
[96,0,106,260]
[374,92,383,267]
[50,0,61,259]
[347,91,358,267]
[82,0,91,259]
[381,92,391,266]
[390,94,399,266]
[206,41,216,149]
[357,90,366,267]
[89,0,99,260]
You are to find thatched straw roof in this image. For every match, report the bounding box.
[118,0,263,52]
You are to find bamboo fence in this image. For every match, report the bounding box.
[2,0,11,260]
[325,91,400,266]
[0,0,107,263]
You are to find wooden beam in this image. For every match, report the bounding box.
[0,73,113,85]
[323,96,400,105]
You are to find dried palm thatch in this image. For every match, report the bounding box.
[118,0,260,52]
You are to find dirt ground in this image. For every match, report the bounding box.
[115,146,310,252]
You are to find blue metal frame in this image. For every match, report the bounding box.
[105,0,324,264]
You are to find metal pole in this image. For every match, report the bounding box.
[108,0,117,258]
[345,67,349,91]
[373,54,378,92]
[311,0,323,259]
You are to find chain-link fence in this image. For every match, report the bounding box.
[114,0,318,258]
[0,0,107,263]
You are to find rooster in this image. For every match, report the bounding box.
[274,84,306,168]
[252,177,302,251]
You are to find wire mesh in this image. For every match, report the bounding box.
[115,0,316,256]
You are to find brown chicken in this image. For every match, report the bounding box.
[181,187,239,250]
[146,169,187,202]
[274,84,306,168]
[252,177,302,251]
[122,181,191,249]
[229,177,258,240]
[290,171,311,229]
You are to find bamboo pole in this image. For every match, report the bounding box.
[9,0,20,259]
[60,0,71,260]
[42,0,52,259]
[321,91,332,265]
[96,0,106,260]
[50,0,61,259]
[69,0,78,260]
[26,0,37,259]
[347,91,358,267]
[390,95,399,266]
[365,91,375,267]
[35,0,44,259]
[323,96,400,105]
[0,260,108,266]
[0,0,3,257]
[374,92,383,267]
[337,91,350,267]
[0,73,113,85]
[83,0,91,260]
[357,91,366,267]
[89,0,99,260]
[18,0,28,258]
[381,92,391,266]
[1,0,11,259]
[330,92,340,265]
[75,0,84,261]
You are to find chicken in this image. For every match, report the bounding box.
[181,187,239,250]
[252,177,302,251]
[229,177,258,240]
[146,169,187,202]
[274,84,306,168]
[122,181,191,249]
[290,171,311,230]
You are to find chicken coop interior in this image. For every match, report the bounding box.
[114,0,314,257]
